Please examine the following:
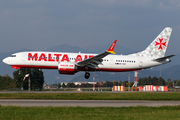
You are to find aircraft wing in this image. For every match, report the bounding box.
[76,40,117,69]
[152,54,175,62]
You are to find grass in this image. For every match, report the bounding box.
[1,93,180,119]
[0,106,180,120]
[0,92,180,100]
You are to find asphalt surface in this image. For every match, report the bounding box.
[0,99,180,107]
[0,91,180,107]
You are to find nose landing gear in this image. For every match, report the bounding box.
[84,72,90,79]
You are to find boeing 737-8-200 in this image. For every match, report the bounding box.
[3,27,175,79]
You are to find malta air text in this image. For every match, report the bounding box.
[28,53,94,62]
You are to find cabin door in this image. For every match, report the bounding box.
[22,53,26,61]
[110,58,114,65]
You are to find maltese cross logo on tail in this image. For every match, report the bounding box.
[155,38,167,50]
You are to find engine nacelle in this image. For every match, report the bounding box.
[58,62,77,75]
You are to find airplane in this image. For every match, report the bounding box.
[3,27,175,79]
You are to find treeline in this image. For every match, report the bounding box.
[0,68,44,90]
[0,74,16,89]
[138,76,180,87]
[1,71,180,89]
[59,76,180,88]
[59,81,134,88]
[138,76,166,86]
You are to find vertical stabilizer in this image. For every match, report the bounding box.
[129,27,172,59]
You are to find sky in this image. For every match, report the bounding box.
[0,0,180,55]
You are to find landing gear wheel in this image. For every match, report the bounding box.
[84,72,90,79]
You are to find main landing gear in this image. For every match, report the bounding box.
[84,72,90,79]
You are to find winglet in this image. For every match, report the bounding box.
[107,40,117,54]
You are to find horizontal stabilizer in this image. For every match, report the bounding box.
[153,55,175,62]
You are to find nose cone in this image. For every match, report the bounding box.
[2,57,9,65]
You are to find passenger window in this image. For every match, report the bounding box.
[11,55,16,57]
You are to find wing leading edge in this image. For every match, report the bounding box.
[76,40,117,69]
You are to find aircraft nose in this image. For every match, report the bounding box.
[2,57,9,64]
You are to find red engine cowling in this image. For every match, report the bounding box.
[58,62,77,75]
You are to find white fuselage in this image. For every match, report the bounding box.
[3,51,169,72]
[2,28,174,79]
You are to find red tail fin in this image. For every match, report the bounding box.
[107,40,117,54]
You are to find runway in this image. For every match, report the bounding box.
[1,99,180,107]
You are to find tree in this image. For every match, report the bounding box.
[61,83,66,88]
[176,80,180,86]
[31,69,44,90]
[13,68,44,90]
[138,76,166,86]
[157,77,166,85]
[111,81,118,86]
[167,79,173,88]
[58,83,61,88]
[67,83,76,88]
[146,76,153,85]
[0,74,16,89]
[103,81,113,87]
[138,78,146,86]
[152,77,158,85]
[85,83,93,87]
[80,83,87,87]
[123,81,128,87]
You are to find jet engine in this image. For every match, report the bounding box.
[58,62,77,75]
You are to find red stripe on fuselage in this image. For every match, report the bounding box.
[11,65,58,69]
[10,65,142,72]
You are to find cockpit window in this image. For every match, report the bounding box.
[11,55,16,57]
